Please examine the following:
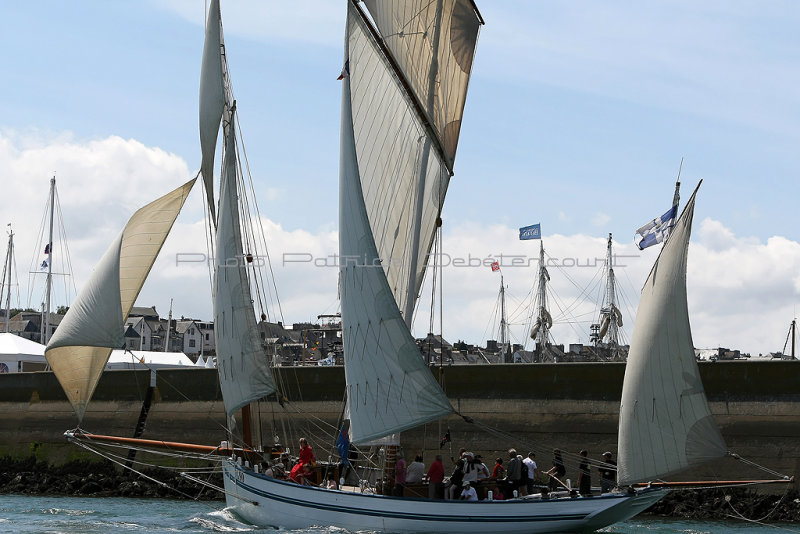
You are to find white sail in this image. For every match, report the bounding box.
[339,4,453,444]
[213,116,275,419]
[46,179,196,423]
[618,186,727,485]
[199,0,225,224]
[348,1,482,324]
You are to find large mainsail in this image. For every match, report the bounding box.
[617,185,727,485]
[205,1,276,418]
[350,0,482,324]
[45,179,196,423]
[339,2,474,444]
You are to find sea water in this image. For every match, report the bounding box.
[0,494,795,534]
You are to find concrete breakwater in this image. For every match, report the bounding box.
[1,361,798,490]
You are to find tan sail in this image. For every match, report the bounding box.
[46,179,196,423]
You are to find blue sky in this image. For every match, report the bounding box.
[2,1,799,354]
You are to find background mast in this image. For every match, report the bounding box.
[43,176,55,344]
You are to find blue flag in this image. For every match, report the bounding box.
[519,223,541,240]
[635,205,678,250]
[336,426,350,466]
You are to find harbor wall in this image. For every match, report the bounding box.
[1,361,798,487]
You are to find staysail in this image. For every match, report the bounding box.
[617,184,727,485]
[45,179,196,423]
[198,0,225,224]
[339,2,460,444]
[349,0,482,325]
[205,1,276,418]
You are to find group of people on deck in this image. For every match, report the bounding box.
[396,447,617,500]
[260,438,617,499]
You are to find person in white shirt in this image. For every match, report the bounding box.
[523,452,538,494]
[406,455,425,484]
[461,452,478,486]
[460,481,478,501]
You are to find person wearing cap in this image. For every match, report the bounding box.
[460,480,478,501]
[598,451,617,493]
[462,452,478,487]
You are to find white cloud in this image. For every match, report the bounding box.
[0,130,193,312]
[688,219,800,354]
[3,131,797,357]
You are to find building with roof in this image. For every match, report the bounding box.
[174,320,203,356]
[0,311,63,344]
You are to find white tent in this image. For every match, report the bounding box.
[106,350,196,370]
[0,333,47,373]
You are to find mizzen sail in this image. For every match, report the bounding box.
[46,178,196,423]
[339,3,454,444]
[618,184,727,485]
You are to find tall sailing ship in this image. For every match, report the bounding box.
[588,233,627,361]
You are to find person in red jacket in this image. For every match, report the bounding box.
[426,454,444,499]
[290,437,317,482]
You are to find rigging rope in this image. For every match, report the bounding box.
[68,436,226,509]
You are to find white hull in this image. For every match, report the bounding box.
[222,461,666,533]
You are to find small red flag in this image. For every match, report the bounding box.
[491,261,500,272]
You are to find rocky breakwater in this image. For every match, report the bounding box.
[0,456,223,500]
[645,487,800,523]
